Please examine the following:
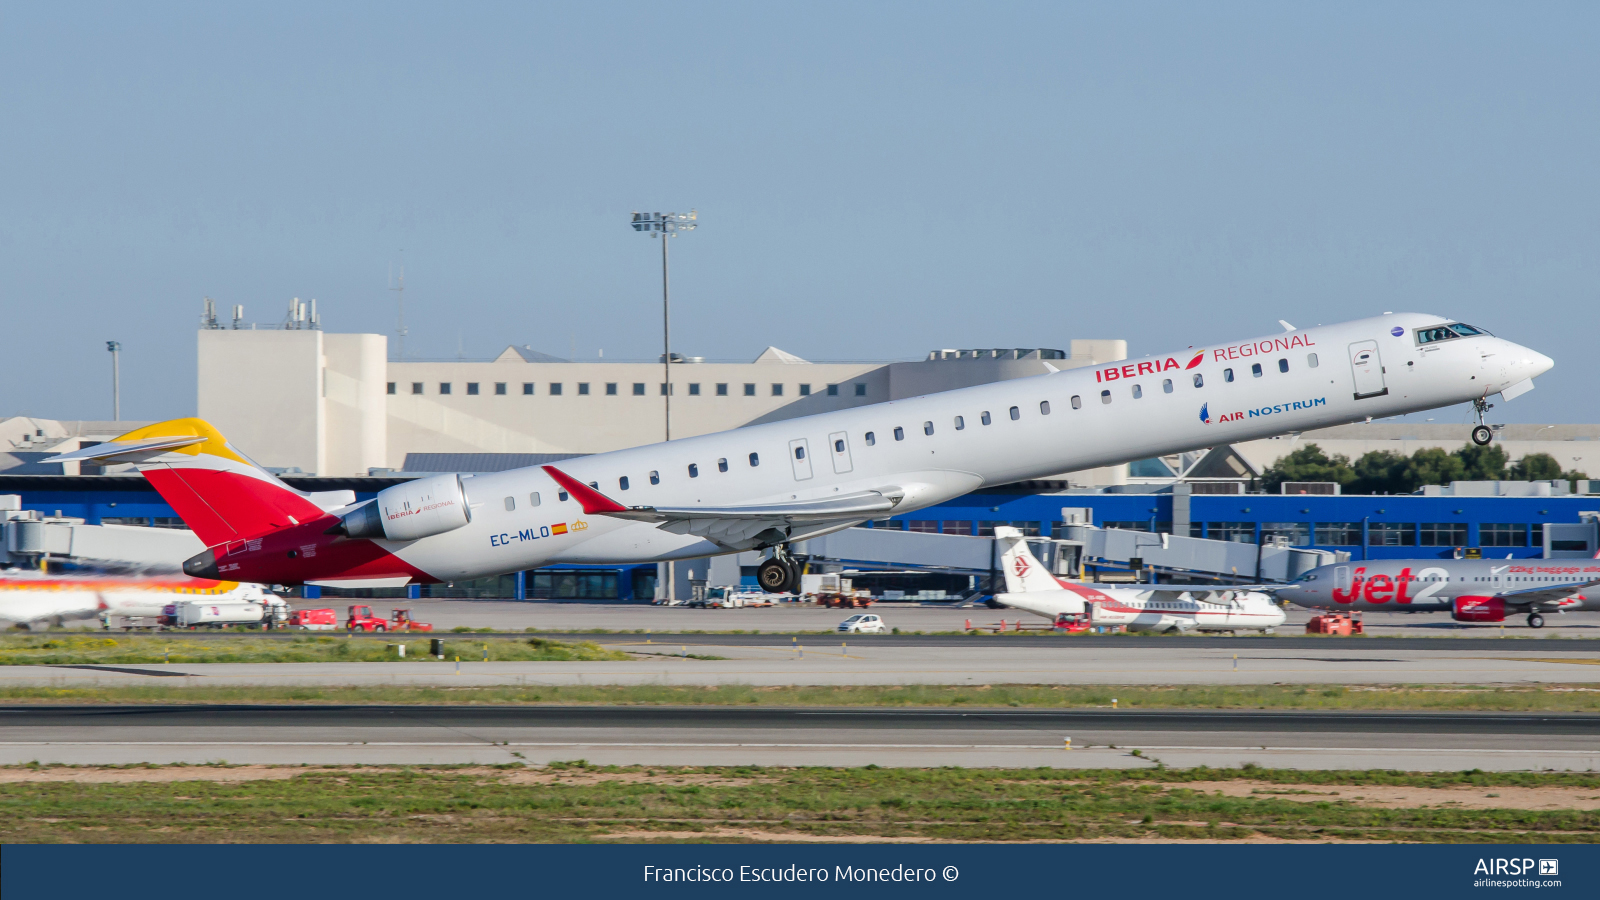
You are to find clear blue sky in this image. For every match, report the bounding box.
[2,2,1596,426]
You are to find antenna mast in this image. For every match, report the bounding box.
[390,255,407,360]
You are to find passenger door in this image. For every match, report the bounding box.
[788,438,814,481]
[1348,341,1388,399]
[828,431,853,474]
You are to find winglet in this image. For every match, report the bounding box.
[541,465,628,514]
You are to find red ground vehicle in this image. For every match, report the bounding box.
[388,608,433,632]
[346,605,433,632]
[1305,611,1364,635]
[289,608,338,630]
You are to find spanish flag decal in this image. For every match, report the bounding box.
[552,523,569,535]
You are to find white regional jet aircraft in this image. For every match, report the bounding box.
[49,313,1552,592]
[991,527,1287,632]
[0,574,271,630]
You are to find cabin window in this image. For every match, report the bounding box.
[1009,406,1020,420]
[749,452,759,467]
[1224,368,1234,382]
[1100,390,1111,404]
[618,476,630,491]
[529,492,541,507]
[558,491,569,502]
[1162,378,1173,393]
[649,470,660,485]
[1251,363,1262,378]
[1131,384,1142,399]
[795,446,806,460]
[1307,353,1319,368]
[718,458,729,473]
[954,415,965,430]
[981,411,992,425]
[834,439,845,452]
[688,463,699,478]
[503,496,515,511]
[865,431,876,446]
[1193,373,1204,388]
[1278,358,1289,373]
[1071,395,1081,409]
[923,421,934,435]
[894,426,905,441]
[1039,400,1050,415]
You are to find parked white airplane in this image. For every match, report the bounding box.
[0,574,271,630]
[49,313,1551,591]
[990,527,1286,633]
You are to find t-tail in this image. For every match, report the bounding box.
[994,526,1070,593]
[45,418,357,547]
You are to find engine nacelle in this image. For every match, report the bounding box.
[1452,596,1505,622]
[334,474,471,542]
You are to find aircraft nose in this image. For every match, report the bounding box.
[1526,350,1555,378]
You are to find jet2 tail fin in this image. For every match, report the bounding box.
[994,526,1069,593]
[47,418,354,547]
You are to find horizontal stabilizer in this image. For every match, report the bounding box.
[45,435,208,465]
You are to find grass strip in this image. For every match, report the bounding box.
[2,763,1596,844]
[0,683,1596,711]
[0,634,627,665]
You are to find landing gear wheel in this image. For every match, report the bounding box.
[781,557,804,594]
[1528,613,1545,629]
[1471,425,1493,446]
[757,558,791,593]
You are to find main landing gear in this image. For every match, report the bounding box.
[1471,398,1495,446]
[757,546,804,594]
[1527,612,1545,629]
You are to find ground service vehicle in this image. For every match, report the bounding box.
[838,613,886,634]
[346,605,433,632]
[289,608,338,630]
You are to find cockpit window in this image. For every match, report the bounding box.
[1416,326,1458,344]
[1449,322,1489,337]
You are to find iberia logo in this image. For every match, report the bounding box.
[1199,403,1210,424]
[571,519,589,532]
[1012,556,1031,578]
[551,522,569,536]
[1097,350,1204,383]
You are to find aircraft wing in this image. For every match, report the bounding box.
[1496,579,1600,607]
[541,465,895,548]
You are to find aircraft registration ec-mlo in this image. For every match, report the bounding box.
[50,313,1553,594]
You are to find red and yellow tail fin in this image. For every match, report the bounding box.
[49,418,332,547]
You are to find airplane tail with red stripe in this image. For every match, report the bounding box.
[46,418,356,547]
[994,526,1071,592]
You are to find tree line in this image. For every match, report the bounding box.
[1260,443,1588,495]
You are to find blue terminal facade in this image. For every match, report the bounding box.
[866,489,1593,561]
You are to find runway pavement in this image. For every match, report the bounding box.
[187,599,1600,638]
[5,642,1599,688]
[3,705,1595,771]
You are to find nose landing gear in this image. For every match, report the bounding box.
[1470,398,1497,446]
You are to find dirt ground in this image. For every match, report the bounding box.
[1171,779,1600,811]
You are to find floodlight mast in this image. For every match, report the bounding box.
[630,209,697,603]
[629,210,697,442]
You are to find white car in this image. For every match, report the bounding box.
[837,614,886,634]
